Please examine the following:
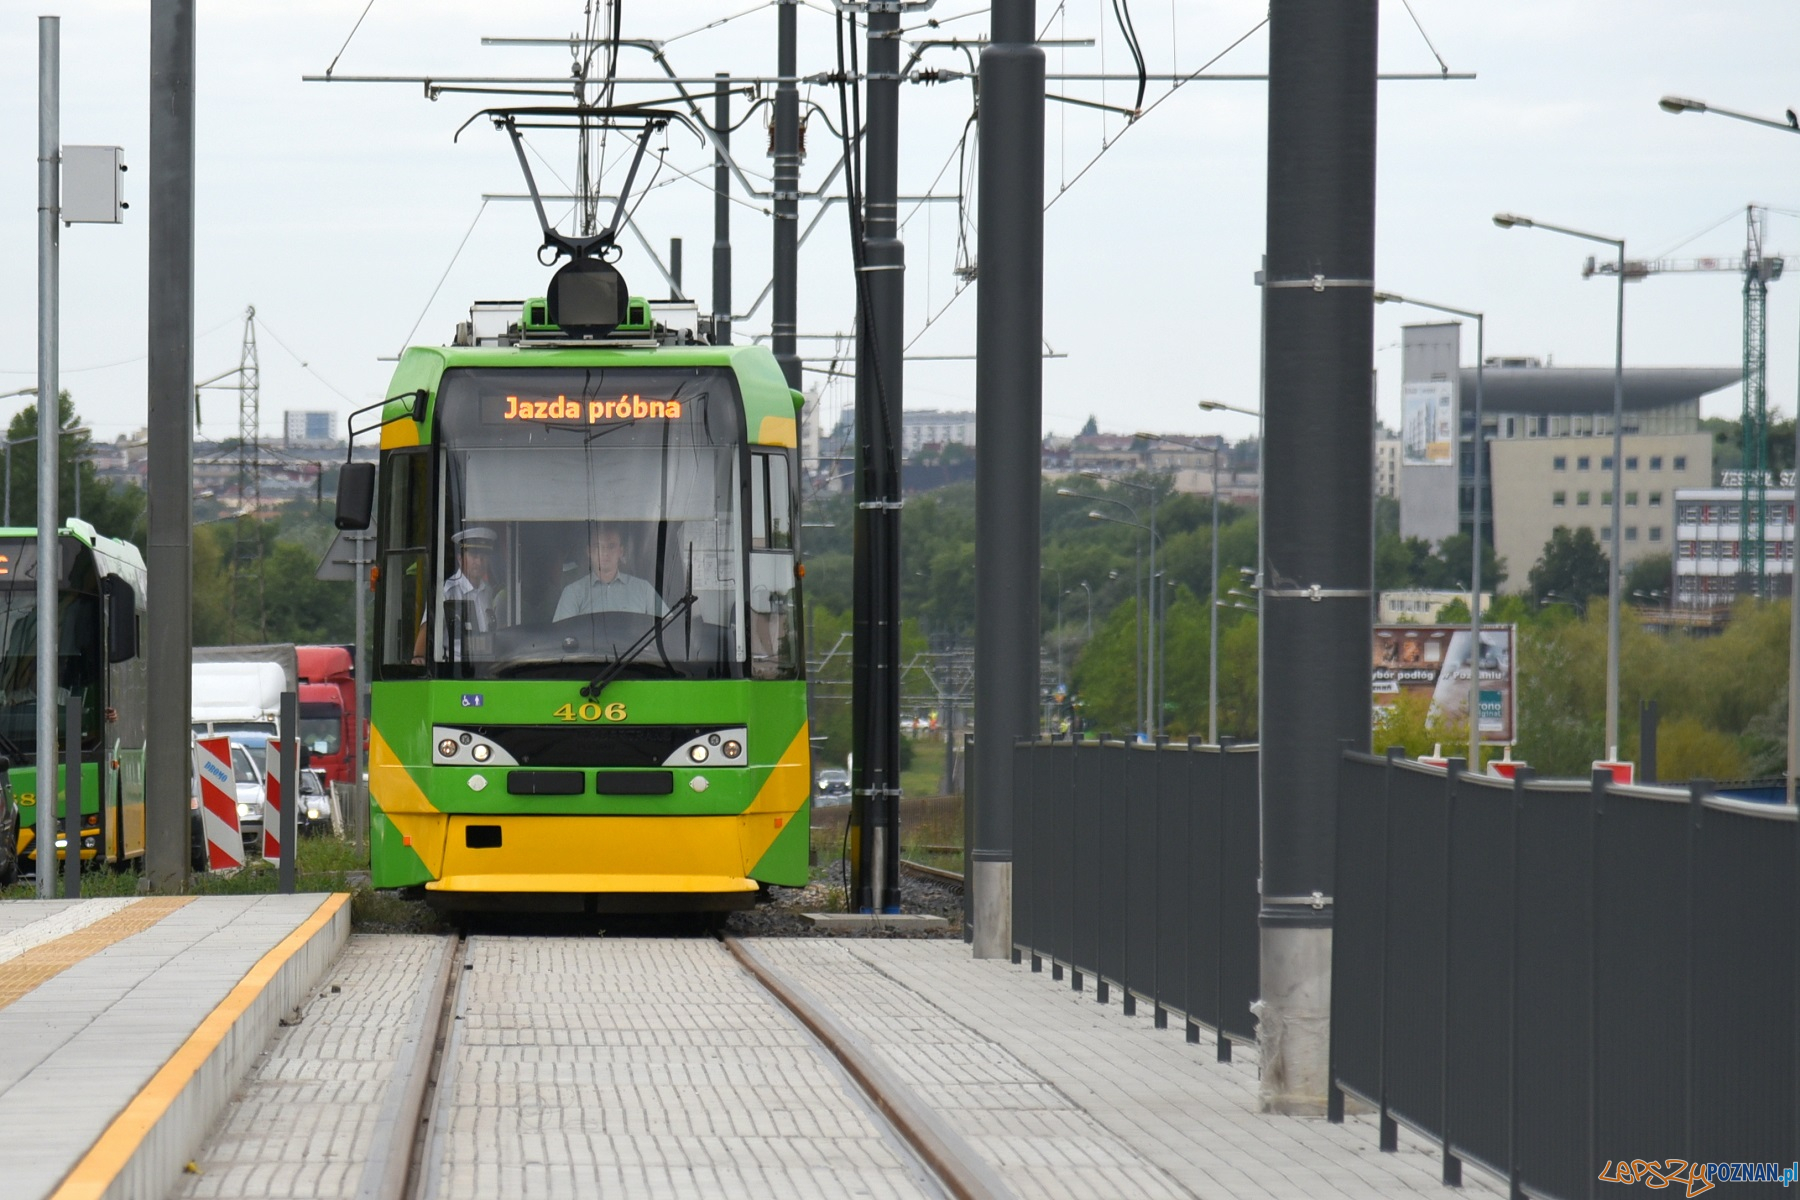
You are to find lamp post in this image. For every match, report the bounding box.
[1374,291,1487,767]
[1060,487,1143,735]
[1077,580,1093,638]
[4,426,92,527]
[1088,509,1161,738]
[1085,469,1162,736]
[1659,95,1800,806]
[1495,211,1626,762]
[1140,431,1228,743]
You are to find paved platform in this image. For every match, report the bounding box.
[0,893,350,1200]
[177,934,1495,1200]
[754,940,1505,1200]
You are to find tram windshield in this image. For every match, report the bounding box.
[0,539,104,753]
[404,367,746,681]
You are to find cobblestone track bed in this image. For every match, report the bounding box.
[419,936,952,1200]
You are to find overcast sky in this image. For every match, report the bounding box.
[3,1,1799,452]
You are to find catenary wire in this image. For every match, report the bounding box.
[324,0,380,78]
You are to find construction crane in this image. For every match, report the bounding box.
[1583,205,1784,600]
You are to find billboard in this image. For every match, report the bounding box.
[1372,624,1516,744]
[1401,380,1456,466]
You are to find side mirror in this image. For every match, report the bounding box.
[102,576,138,663]
[335,462,376,531]
[409,388,429,423]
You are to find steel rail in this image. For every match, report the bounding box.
[725,936,1009,1199]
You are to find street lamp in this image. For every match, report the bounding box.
[1659,95,1800,808]
[1075,580,1093,639]
[1659,94,1800,134]
[1084,470,1164,738]
[1089,509,1162,739]
[1140,430,1228,743]
[1374,290,1487,767]
[3,426,91,527]
[1065,488,1146,736]
[1496,210,1627,762]
[1198,399,1262,419]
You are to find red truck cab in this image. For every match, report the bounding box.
[296,645,356,787]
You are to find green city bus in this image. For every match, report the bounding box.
[342,293,811,911]
[0,519,147,872]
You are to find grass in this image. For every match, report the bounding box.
[2,835,443,933]
[900,737,950,799]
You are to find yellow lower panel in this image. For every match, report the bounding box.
[428,814,757,894]
[429,873,756,894]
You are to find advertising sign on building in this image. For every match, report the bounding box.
[1372,624,1516,744]
[1401,380,1456,466]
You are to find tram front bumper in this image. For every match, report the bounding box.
[420,813,765,907]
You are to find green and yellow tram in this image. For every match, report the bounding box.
[0,519,147,873]
[342,291,810,911]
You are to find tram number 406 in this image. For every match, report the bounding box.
[554,701,628,723]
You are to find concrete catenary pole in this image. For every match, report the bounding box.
[712,73,732,345]
[144,0,197,892]
[1258,0,1378,1111]
[771,0,802,391]
[971,0,1044,955]
[36,16,60,900]
[851,4,905,913]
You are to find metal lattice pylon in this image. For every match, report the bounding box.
[231,306,267,638]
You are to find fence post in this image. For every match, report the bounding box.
[1587,768,1607,1200]
[1379,745,1402,1153]
[1216,736,1235,1062]
[1440,757,1464,1186]
[1186,735,1202,1045]
[1686,777,1706,1167]
[1508,766,1531,1200]
[1328,741,1350,1124]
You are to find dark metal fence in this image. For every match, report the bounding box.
[1012,735,1260,1050]
[1333,749,1799,1198]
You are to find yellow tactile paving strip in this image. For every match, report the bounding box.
[0,898,195,1011]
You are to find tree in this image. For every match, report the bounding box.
[5,392,145,542]
[1527,526,1609,610]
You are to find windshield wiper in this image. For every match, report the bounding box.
[578,590,698,701]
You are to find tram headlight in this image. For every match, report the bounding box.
[471,743,491,763]
[722,740,742,760]
[438,738,460,759]
[688,744,710,763]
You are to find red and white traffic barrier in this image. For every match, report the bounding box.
[194,736,244,870]
[263,740,284,865]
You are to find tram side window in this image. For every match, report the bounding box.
[379,450,432,676]
[748,450,800,680]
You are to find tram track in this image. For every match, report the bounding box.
[899,857,965,890]
[724,935,1009,1200]
[385,927,1003,1200]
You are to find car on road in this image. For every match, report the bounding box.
[230,741,265,856]
[297,767,334,836]
[815,768,851,804]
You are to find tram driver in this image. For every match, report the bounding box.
[554,521,668,620]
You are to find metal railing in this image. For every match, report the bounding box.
[1333,749,1798,1197]
[1011,735,1261,1051]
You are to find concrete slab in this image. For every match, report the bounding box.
[750,939,1509,1199]
[801,913,950,932]
[0,893,350,1200]
[174,934,455,1200]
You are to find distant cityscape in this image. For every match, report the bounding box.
[806,339,1796,610]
